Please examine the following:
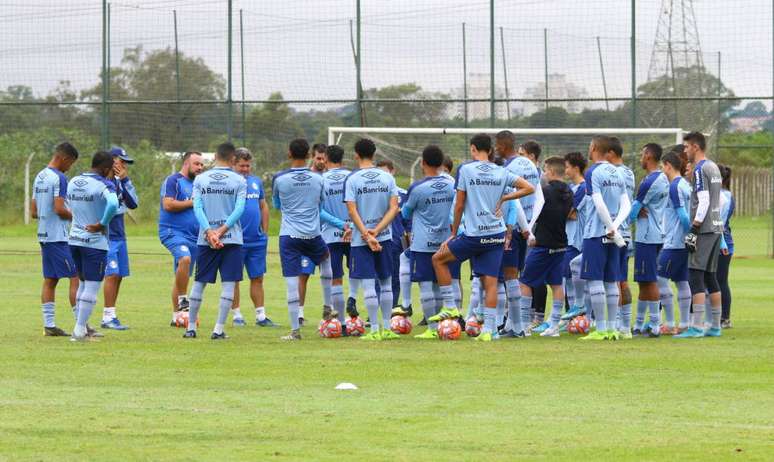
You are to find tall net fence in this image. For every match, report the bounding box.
[0,0,771,256]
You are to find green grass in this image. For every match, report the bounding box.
[0,229,773,461]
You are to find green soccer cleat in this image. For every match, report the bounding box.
[605,330,620,341]
[380,329,401,340]
[579,330,608,341]
[674,327,705,339]
[360,331,382,341]
[617,329,633,340]
[474,331,494,342]
[428,308,461,323]
[414,329,438,340]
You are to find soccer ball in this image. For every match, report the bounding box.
[568,315,590,334]
[345,316,366,337]
[464,318,482,337]
[390,315,413,335]
[438,318,462,340]
[174,310,199,329]
[318,318,343,338]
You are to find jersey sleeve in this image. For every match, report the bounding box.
[635,175,653,203]
[584,169,594,195]
[343,173,356,202]
[162,175,178,198]
[505,171,519,188]
[456,166,468,191]
[590,168,605,196]
[573,182,586,208]
[258,178,265,200]
[669,180,682,208]
[55,171,67,198]
[693,165,705,191]
[389,176,399,197]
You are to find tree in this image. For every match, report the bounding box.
[244,92,305,167]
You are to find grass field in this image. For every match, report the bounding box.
[1,224,773,461]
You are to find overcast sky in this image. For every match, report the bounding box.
[0,0,771,113]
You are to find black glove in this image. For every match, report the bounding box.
[684,225,699,253]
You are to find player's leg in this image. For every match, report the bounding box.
[390,243,402,310]
[542,251,566,336]
[329,243,347,323]
[185,245,217,338]
[476,275,500,340]
[298,272,309,326]
[232,282,244,325]
[41,277,60,332]
[430,236,471,320]
[40,242,74,336]
[563,253,587,320]
[375,242,398,339]
[467,236,506,342]
[415,280,439,338]
[656,249,676,334]
[102,240,130,330]
[209,245,242,340]
[347,244,379,340]
[397,250,413,315]
[411,252,438,339]
[579,238,611,340]
[71,247,109,341]
[319,252,336,319]
[163,237,196,325]
[531,285,549,332]
[278,237,305,339]
[717,251,732,328]
[467,274,481,320]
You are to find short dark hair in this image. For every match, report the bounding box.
[591,135,613,156]
[544,156,565,176]
[495,130,516,150]
[442,155,454,173]
[289,138,310,160]
[216,142,236,161]
[234,147,253,162]
[564,151,587,173]
[520,140,541,160]
[719,164,732,189]
[422,145,444,168]
[684,131,706,151]
[662,151,683,173]
[54,142,79,159]
[325,144,344,164]
[312,143,327,154]
[376,159,395,171]
[182,151,202,162]
[642,143,663,162]
[609,136,623,157]
[91,150,114,170]
[470,133,492,153]
[354,138,376,159]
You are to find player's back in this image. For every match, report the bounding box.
[67,172,115,250]
[690,159,723,234]
[344,167,397,246]
[635,171,669,244]
[456,160,515,237]
[584,161,626,239]
[194,167,247,245]
[320,168,351,243]
[505,156,540,220]
[566,181,587,250]
[158,172,198,241]
[33,167,69,243]
[615,163,635,239]
[405,175,455,252]
[663,177,691,249]
[241,174,265,244]
[273,167,323,238]
[534,180,573,248]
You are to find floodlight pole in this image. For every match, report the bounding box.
[24,152,35,225]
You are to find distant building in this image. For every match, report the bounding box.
[728,115,771,133]
[523,73,591,115]
[447,73,522,121]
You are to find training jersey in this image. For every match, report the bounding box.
[613,163,635,240]
[720,189,735,253]
[272,167,324,239]
[321,167,351,244]
[584,161,627,240]
[67,172,118,251]
[193,167,247,246]
[403,175,455,253]
[391,186,409,250]
[107,176,139,241]
[566,181,587,251]
[158,172,198,242]
[33,167,70,243]
[533,180,573,249]
[633,170,669,244]
[504,156,540,221]
[344,167,398,247]
[455,160,519,237]
[690,159,723,234]
[240,174,266,246]
[662,177,691,250]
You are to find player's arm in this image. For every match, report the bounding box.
[525,185,545,238]
[346,201,380,251]
[692,168,710,228]
[500,176,535,202]
[30,198,38,219]
[86,189,119,233]
[53,197,72,221]
[450,189,466,237]
[260,198,270,234]
[372,195,399,235]
[612,192,632,231]
[320,205,346,229]
[218,178,247,237]
[162,177,192,212]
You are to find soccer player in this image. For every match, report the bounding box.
[718,165,734,328]
[561,151,589,321]
[230,148,276,327]
[431,134,534,342]
[273,139,336,341]
[320,144,352,323]
[344,138,400,341]
[101,147,139,330]
[401,145,455,339]
[68,151,119,341]
[675,132,725,338]
[184,142,247,340]
[32,142,80,336]
[628,143,669,337]
[311,143,327,174]
[159,151,204,325]
[579,135,631,341]
[656,151,692,334]
[519,156,573,337]
[376,159,411,316]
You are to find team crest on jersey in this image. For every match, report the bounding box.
[180,245,189,253]
[37,172,46,181]
[109,260,118,269]
[74,179,88,187]
[362,171,380,180]
[476,163,495,172]
[328,173,346,181]
[210,172,228,181]
[430,181,448,191]
[252,182,259,190]
[292,173,311,182]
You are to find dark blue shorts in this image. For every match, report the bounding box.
[409,251,436,282]
[278,235,328,278]
[562,246,581,279]
[160,234,198,275]
[70,245,107,282]
[350,241,393,280]
[447,232,506,278]
[619,241,632,282]
[657,248,689,282]
[105,239,130,277]
[448,259,461,280]
[520,247,567,287]
[514,233,527,271]
[581,237,621,282]
[40,242,77,279]
[634,242,661,283]
[326,242,350,279]
[242,239,267,279]
[195,244,243,283]
[501,230,522,270]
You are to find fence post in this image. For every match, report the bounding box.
[24,152,35,225]
[597,36,610,111]
[174,9,182,150]
[489,0,495,127]
[462,22,468,128]
[227,0,233,141]
[770,0,774,257]
[101,0,108,149]
[630,0,637,130]
[356,0,363,127]
[500,27,511,122]
[240,8,246,146]
[543,28,549,113]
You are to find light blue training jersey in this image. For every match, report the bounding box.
[321,167,352,244]
[455,160,519,237]
[584,161,627,240]
[192,166,247,246]
[343,167,398,247]
[402,175,455,252]
[504,156,540,221]
[634,170,669,244]
[33,167,70,243]
[663,177,692,250]
[272,167,325,239]
[615,163,635,240]
[67,172,118,251]
[566,181,586,251]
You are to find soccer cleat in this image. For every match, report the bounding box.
[528,319,543,332]
[645,325,661,338]
[322,308,339,322]
[428,308,461,322]
[532,321,550,334]
[579,330,608,341]
[704,327,722,337]
[44,326,69,337]
[177,296,190,311]
[415,329,438,340]
[85,325,104,338]
[660,325,679,336]
[69,333,88,342]
[298,317,305,327]
[605,330,621,341]
[721,319,732,329]
[631,327,643,336]
[360,331,382,341]
[322,305,334,320]
[674,327,705,339]
[560,305,586,321]
[183,330,197,338]
[404,305,413,317]
[346,297,359,318]
[618,329,633,340]
[474,331,494,342]
[558,320,568,333]
[101,318,129,330]
[498,328,515,337]
[380,329,401,340]
[281,329,302,341]
[169,320,177,327]
[232,317,246,327]
[391,305,409,317]
[418,316,428,326]
[256,318,278,327]
[540,326,560,337]
[210,332,228,340]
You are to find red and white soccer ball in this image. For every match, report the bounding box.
[438,318,462,340]
[174,310,199,329]
[318,318,343,338]
[390,315,413,335]
[464,318,482,337]
[345,316,366,337]
[568,315,590,334]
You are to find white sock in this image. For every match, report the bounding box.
[103,306,116,322]
[213,323,225,335]
[232,307,243,320]
[255,306,266,322]
[298,306,305,319]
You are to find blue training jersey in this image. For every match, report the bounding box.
[240,174,266,246]
[321,168,352,244]
[343,167,398,247]
[455,160,519,237]
[67,172,118,251]
[504,156,540,221]
[272,167,324,239]
[662,177,691,250]
[720,189,734,253]
[33,167,70,243]
[107,176,139,241]
[584,161,627,239]
[192,167,247,246]
[633,170,669,244]
[615,164,635,239]
[391,186,409,249]
[158,172,198,242]
[566,181,586,251]
[402,175,455,253]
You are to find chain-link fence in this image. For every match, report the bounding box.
[1,0,772,256]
